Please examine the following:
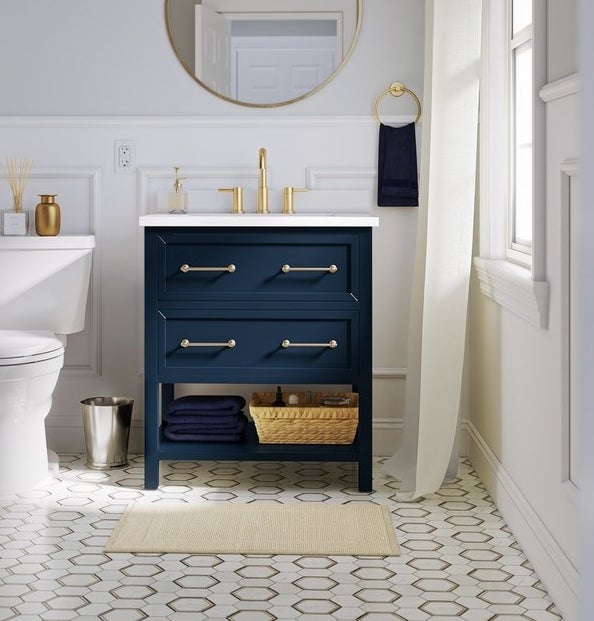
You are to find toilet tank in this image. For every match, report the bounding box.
[0,235,95,334]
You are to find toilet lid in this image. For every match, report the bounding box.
[0,330,64,365]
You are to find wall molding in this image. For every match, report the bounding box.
[373,367,407,379]
[20,167,102,376]
[48,413,406,456]
[49,416,474,461]
[63,167,101,376]
[466,421,578,621]
[560,158,580,491]
[0,115,416,130]
[473,258,550,329]
[306,167,377,189]
[137,166,259,215]
[539,73,580,103]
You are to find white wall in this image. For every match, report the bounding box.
[548,0,577,81]
[576,2,594,619]
[0,0,425,456]
[469,2,580,619]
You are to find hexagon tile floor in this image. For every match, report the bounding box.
[0,456,562,621]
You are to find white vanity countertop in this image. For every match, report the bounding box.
[139,213,379,228]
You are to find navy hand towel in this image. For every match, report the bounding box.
[377,122,418,207]
[166,395,246,416]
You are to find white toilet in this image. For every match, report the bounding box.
[0,235,95,491]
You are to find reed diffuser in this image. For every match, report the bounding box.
[3,157,32,235]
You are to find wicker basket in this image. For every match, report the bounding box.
[249,392,358,444]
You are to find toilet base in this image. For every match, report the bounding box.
[0,418,53,491]
[0,356,62,492]
[48,449,60,477]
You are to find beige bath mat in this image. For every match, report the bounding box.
[105,502,399,556]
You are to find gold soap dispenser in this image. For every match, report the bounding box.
[168,166,188,214]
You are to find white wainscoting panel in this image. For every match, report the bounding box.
[560,158,580,498]
[0,116,418,460]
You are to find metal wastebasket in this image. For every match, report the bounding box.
[81,397,134,469]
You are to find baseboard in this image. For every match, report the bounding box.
[49,415,406,456]
[48,416,469,459]
[466,421,578,621]
[46,416,145,454]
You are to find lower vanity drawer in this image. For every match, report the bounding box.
[157,309,358,381]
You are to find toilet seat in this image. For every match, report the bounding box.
[0,330,64,366]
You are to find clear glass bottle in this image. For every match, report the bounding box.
[168,166,188,214]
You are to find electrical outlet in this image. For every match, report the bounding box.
[114,140,135,173]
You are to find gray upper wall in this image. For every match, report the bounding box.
[0,0,424,117]
[0,1,577,117]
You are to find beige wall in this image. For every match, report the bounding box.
[469,3,579,619]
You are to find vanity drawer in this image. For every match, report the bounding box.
[156,231,359,302]
[157,309,357,380]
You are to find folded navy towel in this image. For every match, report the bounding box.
[163,412,242,425]
[163,430,244,442]
[165,413,247,433]
[164,413,247,442]
[377,122,418,207]
[166,395,246,416]
[165,418,247,434]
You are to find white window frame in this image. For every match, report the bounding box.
[508,7,533,264]
[474,0,549,329]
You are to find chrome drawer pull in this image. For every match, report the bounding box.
[281,264,338,274]
[180,264,236,273]
[281,339,337,349]
[180,339,236,348]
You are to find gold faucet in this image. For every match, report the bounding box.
[257,147,269,214]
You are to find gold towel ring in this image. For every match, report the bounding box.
[374,81,422,124]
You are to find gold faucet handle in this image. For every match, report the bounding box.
[219,187,244,214]
[282,187,308,214]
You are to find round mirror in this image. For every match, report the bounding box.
[165,0,362,108]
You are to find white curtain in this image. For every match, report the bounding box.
[383,0,482,501]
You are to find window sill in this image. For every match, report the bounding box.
[473,258,549,329]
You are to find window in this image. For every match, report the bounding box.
[474,0,549,328]
[509,0,533,263]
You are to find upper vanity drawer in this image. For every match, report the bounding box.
[154,231,361,302]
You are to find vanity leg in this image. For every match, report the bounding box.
[144,379,161,490]
[355,376,373,492]
[358,459,373,493]
[144,457,159,490]
[357,400,373,493]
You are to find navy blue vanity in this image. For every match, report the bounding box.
[141,214,378,491]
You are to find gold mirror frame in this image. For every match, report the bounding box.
[165,0,362,108]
